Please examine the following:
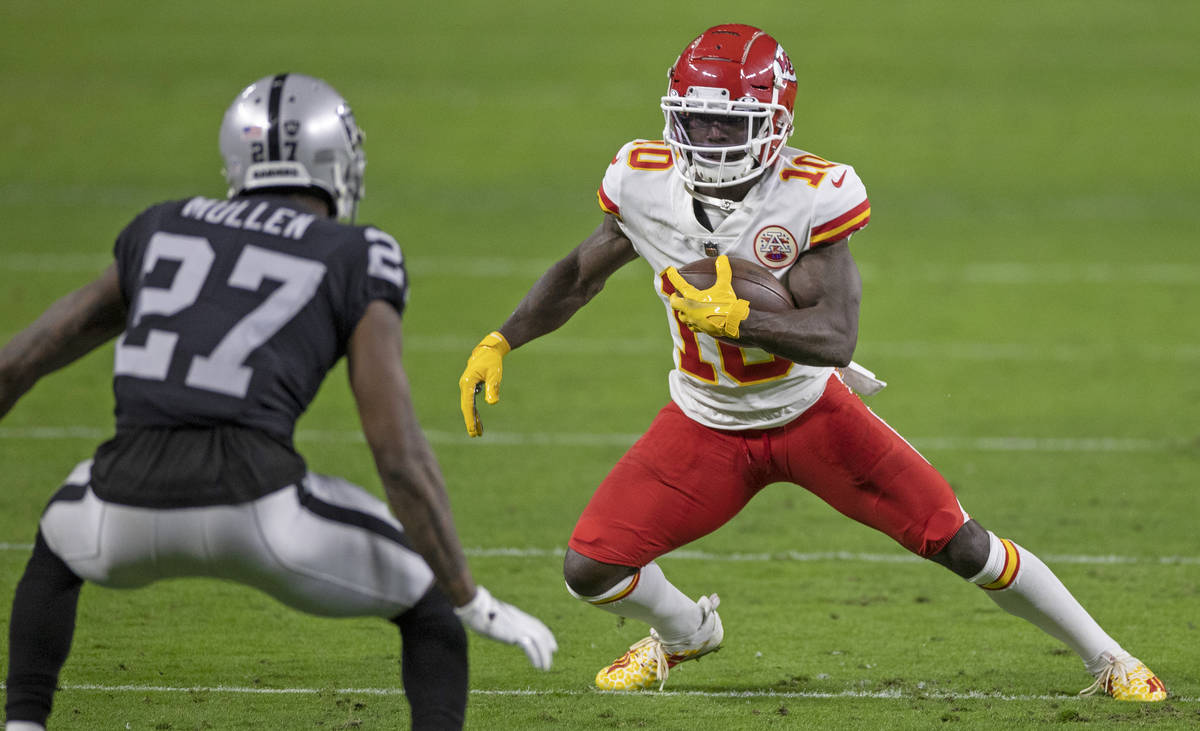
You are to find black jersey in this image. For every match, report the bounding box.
[108,194,408,444]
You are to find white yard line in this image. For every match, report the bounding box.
[6,252,1200,285]
[1,543,1196,565]
[5,333,1194,363]
[400,334,1200,362]
[0,683,1193,703]
[0,425,1185,452]
[460,547,1200,566]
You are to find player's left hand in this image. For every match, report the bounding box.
[664,255,750,340]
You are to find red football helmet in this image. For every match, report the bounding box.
[661,24,797,194]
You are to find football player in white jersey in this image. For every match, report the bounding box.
[1,73,555,731]
[458,25,1167,701]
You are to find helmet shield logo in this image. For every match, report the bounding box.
[774,45,796,85]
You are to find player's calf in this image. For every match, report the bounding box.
[392,586,468,728]
[5,533,83,729]
[959,527,1167,701]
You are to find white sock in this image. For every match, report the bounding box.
[970,532,1120,666]
[568,561,703,644]
[7,722,47,731]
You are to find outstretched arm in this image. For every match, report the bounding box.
[736,239,861,367]
[458,214,637,436]
[498,213,638,348]
[350,300,558,669]
[349,300,476,604]
[0,263,127,419]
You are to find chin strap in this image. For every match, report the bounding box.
[685,186,743,212]
[684,161,772,211]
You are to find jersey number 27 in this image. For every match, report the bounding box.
[113,231,327,399]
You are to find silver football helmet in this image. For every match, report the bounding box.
[219,73,366,220]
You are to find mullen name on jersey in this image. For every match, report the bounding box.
[180,196,317,240]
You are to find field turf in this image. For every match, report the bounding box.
[1,1,1198,728]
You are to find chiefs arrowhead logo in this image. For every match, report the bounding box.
[753,225,799,268]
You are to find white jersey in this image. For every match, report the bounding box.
[598,140,871,430]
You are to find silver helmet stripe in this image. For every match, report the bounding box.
[266,73,287,162]
[220,73,365,220]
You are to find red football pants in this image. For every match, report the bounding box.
[568,375,965,567]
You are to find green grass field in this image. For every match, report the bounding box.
[2,1,1198,728]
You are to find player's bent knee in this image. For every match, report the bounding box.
[929,519,992,579]
[562,549,637,599]
[394,586,466,649]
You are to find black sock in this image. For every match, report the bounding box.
[391,585,468,730]
[5,531,84,726]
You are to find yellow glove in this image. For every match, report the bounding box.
[663,256,750,340]
[459,331,511,437]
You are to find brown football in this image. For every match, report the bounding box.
[675,256,795,312]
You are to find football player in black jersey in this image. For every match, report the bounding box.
[0,73,556,731]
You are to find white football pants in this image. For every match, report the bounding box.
[38,459,434,618]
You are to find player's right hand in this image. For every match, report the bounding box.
[664,256,750,340]
[455,585,558,670]
[458,331,510,437]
